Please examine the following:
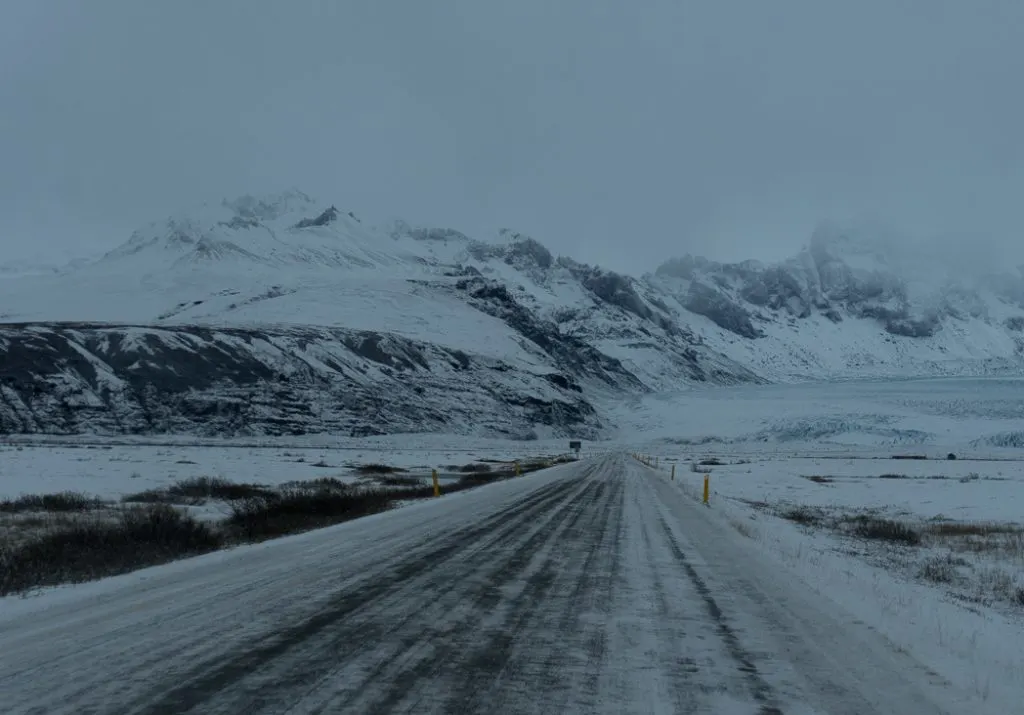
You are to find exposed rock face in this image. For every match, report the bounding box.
[651,225,1019,341]
[293,206,339,229]
[0,323,602,439]
[0,209,763,438]
[4,193,1024,439]
[502,231,554,270]
[683,281,762,339]
[452,276,647,392]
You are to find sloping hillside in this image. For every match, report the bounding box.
[0,192,752,438]
[1,192,1022,438]
[0,322,604,439]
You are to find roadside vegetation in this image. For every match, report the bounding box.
[771,498,1024,611]
[0,454,572,597]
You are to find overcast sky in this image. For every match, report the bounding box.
[2,0,1023,274]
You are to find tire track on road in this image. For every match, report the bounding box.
[633,500,706,712]
[356,474,608,714]
[440,469,626,714]
[654,510,784,715]
[137,472,594,715]
[2,455,978,715]
[646,472,957,715]
[555,473,624,713]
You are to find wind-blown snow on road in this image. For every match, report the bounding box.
[0,455,967,714]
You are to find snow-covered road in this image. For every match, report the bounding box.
[0,455,967,714]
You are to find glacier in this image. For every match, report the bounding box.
[2,190,1023,438]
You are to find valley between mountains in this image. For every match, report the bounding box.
[2,190,1024,440]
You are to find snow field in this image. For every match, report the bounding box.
[633,452,1024,712]
[0,435,586,603]
[0,439,578,501]
[2,371,1023,708]
[611,376,1024,450]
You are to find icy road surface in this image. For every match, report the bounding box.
[0,455,965,714]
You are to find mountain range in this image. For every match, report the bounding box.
[2,190,1023,439]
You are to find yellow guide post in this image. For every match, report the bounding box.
[703,474,710,505]
[671,464,675,480]
[432,469,440,498]
[515,461,521,476]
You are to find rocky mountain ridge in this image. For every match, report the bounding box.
[653,224,1024,341]
[1,192,1022,439]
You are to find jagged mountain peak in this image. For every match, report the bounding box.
[92,191,393,274]
[293,205,340,229]
[3,196,1024,444]
[649,221,1024,344]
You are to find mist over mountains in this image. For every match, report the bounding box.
[2,191,1023,439]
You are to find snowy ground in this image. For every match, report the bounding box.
[2,376,1023,711]
[0,456,982,714]
[0,437,580,500]
[656,454,1024,523]
[624,450,1024,709]
[645,462,1024,712]
[5,375,1022,500]
[611,375,1024,453]
[614,377,1024,710]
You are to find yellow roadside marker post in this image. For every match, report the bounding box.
[703,473,710,505]
[432,469,440,498]
[671,464,675,480]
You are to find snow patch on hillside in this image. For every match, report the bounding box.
[3,190,1024,439]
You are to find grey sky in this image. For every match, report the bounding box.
[2,0,1023,275]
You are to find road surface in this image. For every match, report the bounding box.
[0,454,965,713]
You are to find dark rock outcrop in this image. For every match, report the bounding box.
[0,323,602,439]
[684,282,762,339]
[452,277,648,393]
[294,206,339,229]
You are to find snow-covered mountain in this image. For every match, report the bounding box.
[1,191,1022,439]
[651,223,1024,381]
